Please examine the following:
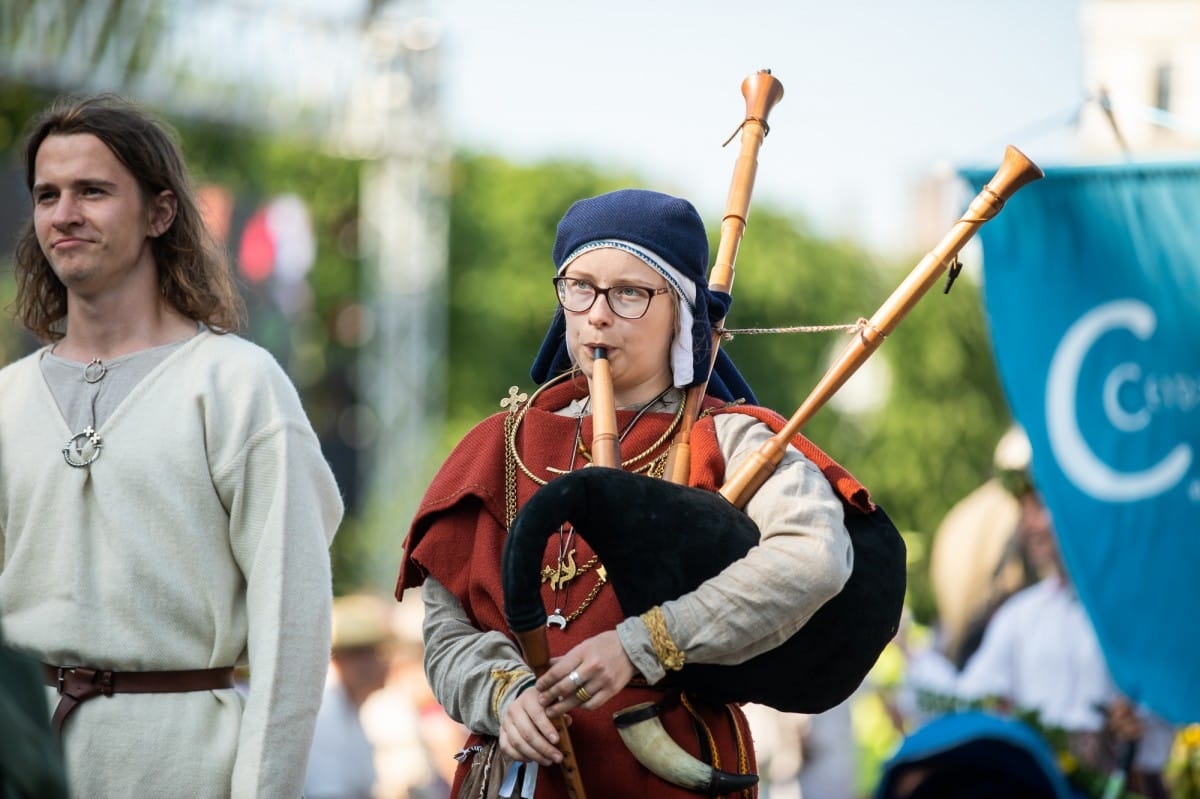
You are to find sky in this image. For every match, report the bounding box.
[6,0,1089,252]
[427,0,1087,251]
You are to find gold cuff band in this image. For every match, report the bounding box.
[490,667,535,718]
[640,605,685,672]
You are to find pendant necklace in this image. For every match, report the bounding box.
[542,386,674,629]
[546,404,587,629]
[62,358,106,468]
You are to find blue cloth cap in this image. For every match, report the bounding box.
[530,189,756,403]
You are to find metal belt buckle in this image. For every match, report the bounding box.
[97,669,114,696]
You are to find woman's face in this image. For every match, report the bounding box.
[560,248,676,408]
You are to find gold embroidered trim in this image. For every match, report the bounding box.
[681,692,720,770]
[490,667,535,718]
[641,605,685,672]
[725,702,754,791]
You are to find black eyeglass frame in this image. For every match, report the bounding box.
[552,276,671,320]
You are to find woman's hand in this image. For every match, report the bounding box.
[536,630,636,719]
[499,685,564,766]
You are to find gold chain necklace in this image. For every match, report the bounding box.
[504,374,571,495]
[505,377,685,492]
[542,553,608,629]
[567,386,684,474]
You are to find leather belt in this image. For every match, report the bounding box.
[42,663,235,735]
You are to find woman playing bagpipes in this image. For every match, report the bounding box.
[395,187,897,798]
[392,55,1046,793]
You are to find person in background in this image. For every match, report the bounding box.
[955,427,1175,797]
[740,703,806,799]
[890,425,1063,738]
[0,92,343,797]
[306,594,396,799]
[797,699,857,799]
[742,699,857,799]
[360,587,463,799]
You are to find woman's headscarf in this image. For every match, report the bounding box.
[529,188,756,404]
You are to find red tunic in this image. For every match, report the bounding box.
[397,380,869,799]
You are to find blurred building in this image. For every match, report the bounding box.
[911,0,1200,249]
[1077,0,1200,157]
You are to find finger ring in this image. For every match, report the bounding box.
[575,685,592,703]
[568,670,583,689]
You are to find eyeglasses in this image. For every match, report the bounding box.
[552,276,671,320]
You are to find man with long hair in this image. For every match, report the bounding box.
[0,93,344,797]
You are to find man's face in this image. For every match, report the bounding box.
[1017,490,1060,576]
[32,133,174,299]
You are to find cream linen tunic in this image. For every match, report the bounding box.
[0,330,344,798]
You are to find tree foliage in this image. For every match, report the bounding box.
[441,154,642,441]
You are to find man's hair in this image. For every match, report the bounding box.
[13,92,244,340]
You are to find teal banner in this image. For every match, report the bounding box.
[961,160,1200,723]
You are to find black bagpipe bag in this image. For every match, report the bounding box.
[502,466,907,714]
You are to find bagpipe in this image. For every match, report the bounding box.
[501,70,1043,797]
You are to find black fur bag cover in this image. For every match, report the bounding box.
[502,467,906,713]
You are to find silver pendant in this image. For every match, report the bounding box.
[63,426,103,468]
[547,610,567,629]
[83,358,107,383]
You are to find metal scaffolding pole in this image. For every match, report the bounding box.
[344,12,449,584]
